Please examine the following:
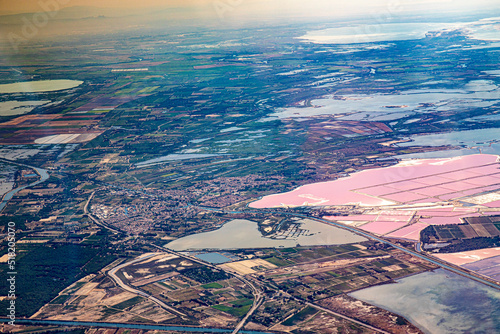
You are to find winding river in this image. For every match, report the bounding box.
[0,160,49,212]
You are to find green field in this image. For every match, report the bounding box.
[201,282,224,289]
[112,296,145,310]
[212,304,252,318]
[282,306,318,326]
[230,298,254,306]
[264,257,292,267]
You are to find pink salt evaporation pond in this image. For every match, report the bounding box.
[434,248,500,266]
[385,223,428,241]
[250,154,500,208]
[359,221,408,235]
[484,200,500,208]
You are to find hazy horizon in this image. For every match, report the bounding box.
[1,0,499,47]
[1,0,499,18]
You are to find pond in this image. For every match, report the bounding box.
[350,269,500,334]
[397,128,500,158]
[0,100,50,116]
[0,80,83,93]
[136,153,222,167]
[165,219,366,251]
[300,23,457,44]
[262,81,500,122]
[300,18,500,44]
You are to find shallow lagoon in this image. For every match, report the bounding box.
[397,128,500,159]
[300,17,500,45]
[136,153,221,167]
[396,145,500,160]
[0,80,83,93]
[0,100,50,116]
[263,81,500,122]
[394,126,500,159]
[468,17,500,41]
[300,23,458,44]
[350,269,500,334]
[165,219,366,251]
[400,127,500,148]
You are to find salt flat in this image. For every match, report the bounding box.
[251,154,500,240]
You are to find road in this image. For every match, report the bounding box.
[194,205,500,291]
[304,301,390,334]
[231,279,263,334]
[151,244,392,334]
[307,215,500,291]
[88,205,263,331]
[84,191,122,234]
[152,244,393,333]
[149,244,263,334]
[107,253,187,317]
[95,201,498,334]
[0,318,272,333]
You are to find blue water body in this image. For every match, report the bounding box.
[350,269,500,334]
[0,166,49,212]
[465,113,500,122]
[399,128,500,148]
[166,219,365,251]
[0,319,271,333]
[396,147,482,159]
[300,23,455,44]
[136,153,222,168]
[396,127,500,159]
[194,252,233,264]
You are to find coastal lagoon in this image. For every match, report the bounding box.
[350,269,500,334]
[397,128,500,158]
[399,128,500,148]
[299,23,459,44]
[299,17,500,45]
[251,155,500,209]
[395,148,490,160]
[136,153,221,168]
[468,17,500,41]
[263,80,500,122]
[0,80,83,93]
[165,219,366,251]
[0,100,50,116]
[251,154,500,238]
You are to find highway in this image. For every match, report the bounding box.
[150,244,398,334]
[84,191,123,234]
[96,202,499,334]
[148,243,264,334]
[231,281,263,334]
[107,253,187,318]
[194,205,500,291]
[308,214,500,291]
[304,301,391,334]
[151,243,389,334]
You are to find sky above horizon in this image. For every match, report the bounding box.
[1,0,499,17]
